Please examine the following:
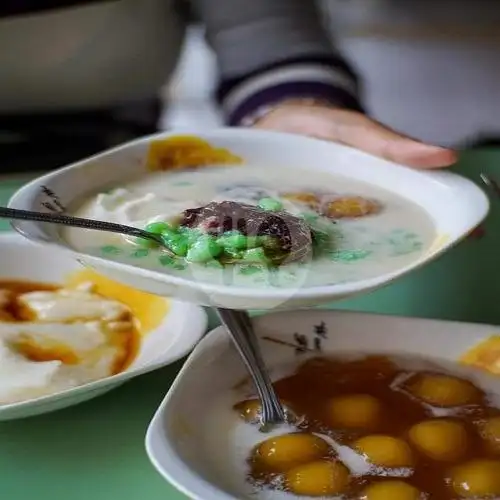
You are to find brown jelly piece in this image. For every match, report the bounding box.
[180,200,313,263]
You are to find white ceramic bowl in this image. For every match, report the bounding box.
[0,233,207,420]
[146,309,500,500]
[8,129,489,310]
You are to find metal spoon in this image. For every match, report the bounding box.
[480,173,500,199]
[0,206,173,252]
[1,207,286,427]
[217,308,286,430]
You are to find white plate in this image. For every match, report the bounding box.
[0,233,207,420]
[8,129,489,309]
[145,309,500,500]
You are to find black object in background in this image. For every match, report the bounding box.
[0,98,161,173]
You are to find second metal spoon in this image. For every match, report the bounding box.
[217,308,286,429]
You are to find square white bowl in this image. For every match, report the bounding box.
[146,309,500,499]
[0,233,207,420]
[8,129,489,310]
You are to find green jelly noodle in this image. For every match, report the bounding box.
[158,255,186,270]
[145,221,173,234]
[223,247,244,260]
[136,221,177,248]
[100,245,122,255]
[329,249,372,262]
[186,236,222,263]
[258,197,283,212]
[216,231,248,250]
[161,231,189,257]
[137,215,306,266]
[179,226,204,245]
[242,247,269,264]
[239,264,262,276]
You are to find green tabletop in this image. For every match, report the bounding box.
[1,151,499,500]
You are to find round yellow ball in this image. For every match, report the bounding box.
[234,398,293,423]
[409,374,479,407]
[234,399,262,423]
[451,459,500,497]
[326,394,382,430]
[285,460,350,497]
[479,416,500,453]
[362,480,421,500]
[254,433,330,472]
[409,419,467,462]
[354,435,414,468]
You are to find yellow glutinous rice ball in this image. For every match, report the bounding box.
[451,460,500,498]
[354,435,414,468]
[253,433,330,472]
[362,480,422,500]
[409,419,467,462]
[478,416,500,453]
[408,374,479,407]
[326,394,383,430]
[285,460,350,497]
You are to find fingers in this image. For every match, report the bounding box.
[332,111,457,169]
[254,106,458,169]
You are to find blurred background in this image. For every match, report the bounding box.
[165,0,500,147]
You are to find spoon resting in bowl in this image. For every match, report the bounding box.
[0,206,170,251]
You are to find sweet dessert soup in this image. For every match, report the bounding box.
[203,354,500,499]
[64,137,436,289]
[0,278,143,403]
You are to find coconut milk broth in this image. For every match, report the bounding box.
[65,165,436,288]
[202,353,500,500]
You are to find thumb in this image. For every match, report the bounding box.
[331,110,457,169]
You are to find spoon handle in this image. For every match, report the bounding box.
[216,308,285,428]
[0,206,160,244]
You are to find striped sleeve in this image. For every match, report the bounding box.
[217,56,363,126]
[194,0,363,126]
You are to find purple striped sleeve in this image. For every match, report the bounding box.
[216,56,364,126]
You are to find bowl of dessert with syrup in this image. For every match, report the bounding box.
[147,309,500,499]
[0,233,206,420]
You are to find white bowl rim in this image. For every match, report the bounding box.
[8,128,490,303]
[0,232,208,412]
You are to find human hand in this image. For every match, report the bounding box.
[253,102,457,169]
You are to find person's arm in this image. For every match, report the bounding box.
[194,0,456,169]
[194,0,362,125]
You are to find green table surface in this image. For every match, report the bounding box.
[1,151,500,500]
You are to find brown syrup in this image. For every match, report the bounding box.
[236,355,500,499]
